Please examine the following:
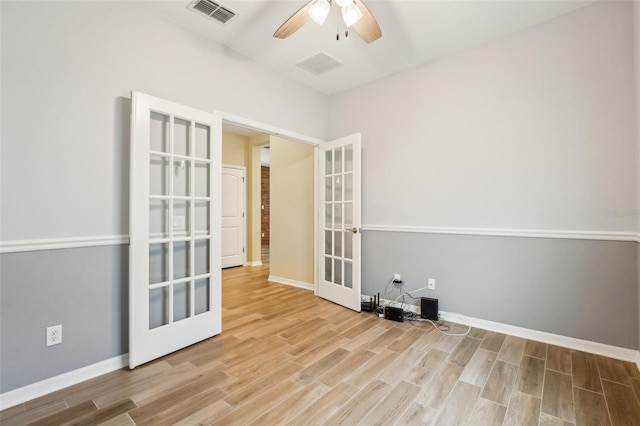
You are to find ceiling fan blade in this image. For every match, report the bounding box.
[351,0,382,43]
[273,0,314,39]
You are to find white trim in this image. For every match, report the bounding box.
[213,111,324,147]
[245,260,263,267]
[370,295,640,367]
[0,354,128,411]
[0,235,130,254]
[268,275,314,291]
[362,225,639,242]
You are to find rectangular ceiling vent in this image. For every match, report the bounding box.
[188,0,235,24]
[296,52,343,75]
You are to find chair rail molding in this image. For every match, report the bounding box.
[0,235,130,254]
[361,224,640,242]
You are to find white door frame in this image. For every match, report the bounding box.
[221,164,246,268]
[213,111,323,293]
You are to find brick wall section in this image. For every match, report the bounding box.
[261,166,270,244]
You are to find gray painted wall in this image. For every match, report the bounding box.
[0,245,128,393]
[363,231,638,349]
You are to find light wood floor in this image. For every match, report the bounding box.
[2,264,640,425]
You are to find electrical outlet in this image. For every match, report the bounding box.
[393,273,401,283]
[428,278,436,290]
[46,325,62,347]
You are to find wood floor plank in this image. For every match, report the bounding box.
[288,382,358,425]
[432,381,481,425]
[481,360,519,405]
[542,369,575,423]
[433,334,464,353]
[361,380,421,426]
[467,397,507,426]
[223,361,303,408]
[128,371,228,423]
[27,400,97,426]
[498,335,526,365]
[294,348,350,385]
[395,402,437,426]
[547,345,572,374]
[0,399,68,426]
[602,379,640,426]
[135,387,227,426]
[387,327,424,353]
[404,349,448,387]
[213,379,301,425]
[631,378,640,405]
[172,400,234,426]
[503,391,541,426]
[65,398,136,426]
[249,381,330,425]
[515,355,545,397]
[597,356,631,386]
[345,349,400,388]
[410,326,440,351]
[572,351,603,393]
[324,379,391,425]
[317,348,376,387]
[447,336,482,367]
[480,331,507,353]
[459,348,497,387]
[539,412,575,426]
[574,387,611,426]
[414,362,464,410]
[376,347,425,386]
[524,339,547,359]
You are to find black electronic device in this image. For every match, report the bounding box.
[361,293,380,312]
[384,306,404,322]
[420,297,439,321]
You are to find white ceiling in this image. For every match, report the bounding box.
[145,0,594,95]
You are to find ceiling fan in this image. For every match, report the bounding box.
[273,0,382,43]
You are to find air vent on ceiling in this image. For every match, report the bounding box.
[296,52,343,75]
[189,0,235,24]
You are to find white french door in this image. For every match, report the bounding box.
[129,92,222,368]
[221,166,245,268]
[318,133,362,312]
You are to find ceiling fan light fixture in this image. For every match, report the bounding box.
[308,0,331,25]
[335,0,352,7]
[341,3,363,27]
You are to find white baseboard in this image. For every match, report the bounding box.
[245,260,263,267]
[0,354,128,411]
[369,296,640,367]
[268,275,314,291]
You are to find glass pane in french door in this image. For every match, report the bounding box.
[147,112,213,331]
[324,146,355,288]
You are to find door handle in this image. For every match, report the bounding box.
[345,227,359,234]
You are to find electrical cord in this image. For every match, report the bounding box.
[406,311,471,336]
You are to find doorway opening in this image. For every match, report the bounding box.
[220,120,317,301]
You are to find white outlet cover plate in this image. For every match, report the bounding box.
[46,325,62,346]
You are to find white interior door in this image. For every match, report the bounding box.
[318,133,361,311]
[221,166,245,268]
[129,91,221,368]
